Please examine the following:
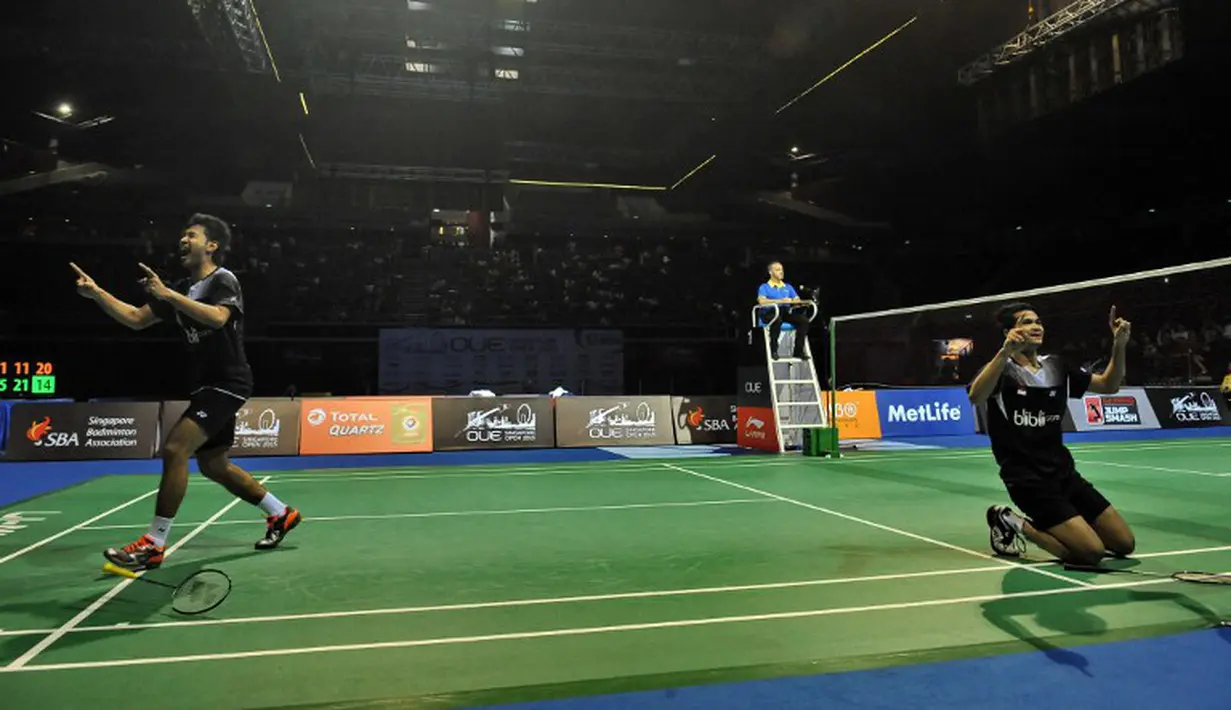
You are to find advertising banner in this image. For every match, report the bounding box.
[822,390,882,440]
[6,402,160,461]
[672,396,738,444]
[1144,387,1231,429]
[378,328,624,396]
[737,367,772,407]
[430,396,556,451]
[876,388,976,438]
[160,399,302,456]
[737,406,777,451]
[1066,387,1161,431]
[554,396,676,447]
[299,397,433,455]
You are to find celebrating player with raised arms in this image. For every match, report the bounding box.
[72,213,302,571]
[968,302,1134,567]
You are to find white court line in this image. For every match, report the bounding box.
[0,562,1017,638]
[662,463,1093,589]
[1067,439,1231,452]
[166,438,1230,487]
[251,439,1231,484]
[835,439,1231,464]
[78,498,778,531]
[2,511,61,515]
[0,575,1180,673]
[0,490,159,567]
[5,477,271,670]
[263,458,800,484]
[3,542,1226,640]
[1134,544,1231,559]
[1074,459,1231,478]
[262,456,802,480]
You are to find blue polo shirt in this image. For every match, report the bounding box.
[757,281,798,324]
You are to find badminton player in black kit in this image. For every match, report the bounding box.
[970,302,1136,567]
[71,214,301,571]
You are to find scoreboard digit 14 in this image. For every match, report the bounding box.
[0,361,58,396]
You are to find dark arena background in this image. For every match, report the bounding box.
[2,1,1230,707]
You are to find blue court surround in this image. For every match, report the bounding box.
[474,627,1231,710]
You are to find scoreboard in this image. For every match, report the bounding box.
[0,361,58,397]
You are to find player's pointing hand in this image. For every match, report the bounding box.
[138,263,172,301]
[70,262,100,299]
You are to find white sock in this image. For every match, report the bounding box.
[147,516,173,547]
[1001,508,1026,534]
[258,492,287,518]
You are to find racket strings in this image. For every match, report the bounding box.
[171,570,231,614]
[1173,571,1231,585]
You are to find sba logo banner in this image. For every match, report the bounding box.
[875,388,975,438]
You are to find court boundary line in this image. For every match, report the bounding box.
[0,575,1184,673]
[244,438,1231,484]
[0,562,1018,638]
[1074,459,1231,478]
[76,498,780,531]
[0,488,160,567]
[5,476,271,670]
[662,463,1093,588]
[1135,544,1231,558]
[1,543,1225,639]
[259,458,801,483]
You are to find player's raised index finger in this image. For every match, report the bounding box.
[69,262,88,277]
[137,263,158,277]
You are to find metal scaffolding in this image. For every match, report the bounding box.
[297,5,766,66]
[309,53,745,103]
[504,141,671,171]
[957,0,1172,85]
[317,162,509,184]
[186,0,273,74]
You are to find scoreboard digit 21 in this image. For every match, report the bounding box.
[0,361,58,396]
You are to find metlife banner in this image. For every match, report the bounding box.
[1144,387,1231,429]
[378,328,624,396]
[1066,387,1161,431]
[875,388,976,438]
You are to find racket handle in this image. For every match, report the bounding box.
[102,561,140,579]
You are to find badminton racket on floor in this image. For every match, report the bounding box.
[102,561,232,614]
[1062,563,1231,585]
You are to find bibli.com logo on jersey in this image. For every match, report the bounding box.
[1014,410,1061,428]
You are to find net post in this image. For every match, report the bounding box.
[818,316,840,458]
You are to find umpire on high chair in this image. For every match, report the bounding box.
[756,260,812,361]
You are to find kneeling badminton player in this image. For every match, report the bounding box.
[967,302,1135,567]
[71,214,302,571]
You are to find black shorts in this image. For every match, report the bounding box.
[1002,470,1112,531]
[181,387,247,452]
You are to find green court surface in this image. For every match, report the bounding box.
[1,438,1229,708]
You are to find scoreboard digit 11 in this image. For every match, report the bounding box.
[0,361,58,396]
